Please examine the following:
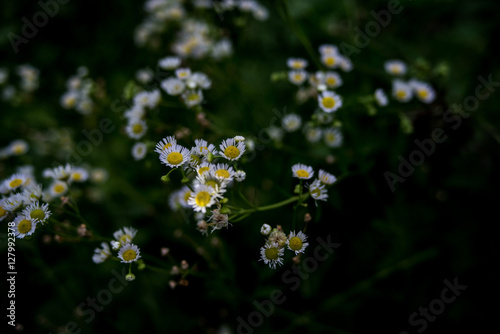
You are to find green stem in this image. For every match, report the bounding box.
[232,194,310,216]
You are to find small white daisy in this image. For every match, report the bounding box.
[375,88,389,106]
[287,58,308,70]
[118,243,141,263]
[339,56,353,72]
[8,140,28,156]
[92,242,111,264]
[410,79,436,104]
[22,201,51,224]
[392,79,413,102]
[318,169,337,185]
[308,179,328,202]
[292,163,314,180]
[305,126,323,143]
[324,127,343,148]
[132,142,147,161]
[323,71,343,89]
[321,53,342,69]
[60,90,79,109]
[161,77,186,96]
[318,90,342,113]
[259,242,284,269]
[155,136,178,154]
[195,161,214,177]
[288,70,308,85]
[181,89,204,107]
[175,68,192,80]
[3,173,28,191]
[43,164,73,181]
[282,114,302,132]
[69,167,89,183]
[125,119,148,139]
[287,231,309,254]
[219,138,245,161]
[234,170,246,182]
[385,60,407,75]
[187,72,211,89]
[159,56,181,70]
[160,144,190,168]
[319,44,339,55]
[13,215,38,238]
[49,181,68,198]
[260,223,271,235]
[188,185,216,213]
[113,227,138,246]
[213,163,236,181]
[3,193,25,211]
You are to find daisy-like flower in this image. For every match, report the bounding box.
[132,142,147,161]
[410,79,436,104]
[282,114,302,132]
[160,144,190,168]
[168,186,192,211]
[234,170,246,182]
[318,169,337,185]
[188,184,216,213]
[319,44,339,55]
[323,71,343,89]
[181,89,204,107]
[234,135,245,142]
[3,173,28,191]
[175,68,192,80]
[288,70,308,85]
[287,231,309,254]
[0,200,8,221]
[305,126,322,143]
[196,171,228,198]
[339,56,353,72]
[384,60,407,75]
[92,242,111,264]
[124,104,146,120]
[187,72,211,89]
[90,168,108,184]
[308,179,328,202]
[136,69,153,84]
[60,91,79,109]
[161,77,186,96]
[159,56,181,70]
[292,163,314,180]
[3,193,25,212]
[69,167,89,183]
[193,139,216,157]
[260,242,284,269]
[219,138,245,161]
[392,80,413,102]
[287,58,308,70]
[125,119,148,139]
[49,181,68,198]
[318,90,342,113]
[195,161,214,177]
[268,228,288,248]
[43,164,73,181]
[22,201,51,224]
[113,226,138,248]
[8,139,29,156]
[374,88,389,106]
[260,223,271,235]
[22,183,43,202]
[213,163,235,181]
[155,136,178,154]
[324,127,343,148]
[321,52,342,69]
[118,243,141,263]
[13,215,37,238]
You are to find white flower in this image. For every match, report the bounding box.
[292,163,314,180]
[92,242,111,264]
[159,144,190,168]
[319,44,339,55]
[392,79,413,102]
[118,243,141,263]
[282,114,302,132]
[181,89,204,107]
[187,72,211,89]
[213,163,236,181]
[22,201,51,224]
[125,119,148,139]
[259,242,284,269]
[70,167,89,183]
[287,58,308,70]
[43,164,73,181]
[318,169,337,185]
[385,60,407,75]
[90,168,108,183]
[113,227,138,246]
[410,79,436,104]
[219,138,245,161]
[308,179,328,202]
[136,69,153,84]
[375,88,388,106]
[155,136,178,154]
[161,77,186,96]
[324,127,343,148]
[305,126,322,143]
[3,194,25,211]
[323,71,343,89]
[188,185,217,213]
[175,68,192,80]
[288,70,308,85]
[159,56,181,70]
[234,170,246,182]
[61,91,79,109]
[260,224,271,235]
[49,181,68,198]
[13,215,38,238]
[321,52,342,69]
[318,90,342,113]
[8,140,29,156]
[132,142,147,161]
[3,173,28,191]
[287,231,309,254]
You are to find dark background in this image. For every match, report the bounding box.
[1,0,500,333]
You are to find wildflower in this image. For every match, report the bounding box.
[155,136,178,154]
[113,227,138,247]
[90,168,108,183]
[324,127,343,148]
[159,56,181,70]
[92,242,111,264]
[3,173,28,191]
[292,163,314,180]
[305,126,322,143]
[288,70,308,85]
[118,243,141,263]
[61,91,79,109]
[374,88,389,106]
[187,72,212,89]
[321,52,342,69]
[410,79,436,104]
[234,170,246,182]
[318,169,337,185]
[175,68,192,80]
[319,44,339,55]
[282,114,302,132]
[384,60,407,75]
[181,89,204,107]
[268,228,288,248]
[195,161,214,177]
[392,79,413,102]
[197,220,209,236]
[287,58,308,70]
[208,208,230,232]
[49,181,68,198]
[287,231,309,254]
[3,193,25,211]
[318,90,342,113]
[43,164,73,181]
[159,144,190,168]
[69,167,89,183]
[13,215,37,238]
[161,77,186,96]
[259,242,284,269]
[132,142,147,160]
[323,71,343,89]
[196,172,227,198]
[22,201,51,224]
[213,163,236,181]
[125,119,148,139]
[188,185,216,213]
[260,224,271,235]
[308,179,328,201]
[219,138,245,161]
[7,140,29,156]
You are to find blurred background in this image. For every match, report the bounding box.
[1,0,500,333]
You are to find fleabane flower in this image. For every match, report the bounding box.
[155,136,177,154]
[159,56,181,70]
[22,201,51,224]
[43,164,73,181]
[260,242,284,269]
[160,144,190,168]
[318,90,342,113]
[188,184,216,213]
[13,215,38,238]
[132,142,147,161]
[375,88,389,106]
[308,179,328,202]
[288,70,308,85]
[324,127,343,148]
[410,79,436,104]
[187,72,211,89]
[318,169,337,185]
[8,140,29,156]
[287,58,308,70]
[392,80,413,102]
[161,77,186,96]
[195,161,214,177]
[292,163,314,180]
[287,231,309,254]
[169,186,192,210]
[92,242,111,264]
[175,68,192,80]
[213,163,236,181]
[234,170,246,182]
[260,224,271,235]
[113,227,138,248]
[70,167,89,183]
[305,126,322,143]
[282,114,302,132]
[3,193,25,211]
[3,173,29,191]
[193,139,216,159]
[49,181,68,198]
[384,60,407,76]
[321,52,342,69]
[181,89,204,107]
[125,119,148,139]
[323,71,343,89]
[0,199,8,221]
[118,243,141,263]
[219,138,245,161]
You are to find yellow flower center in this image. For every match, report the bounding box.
[30,209,45,221]
[132,124,143,134]
[296,170,309,178]
[265,247,279,260]
[187,93,199,101]
[224,146,240,159]
[325,57,335,66]
[199,146,208,153]
[163,143,172,150]
[322,97,335,109]
[72,172,82,181]
[327,134,335,142]
[294,74,303,81]
[326,77,336,86]
[167,152,183,165]
[183,191,192,202]
[396,90,407,99]
[12,145,25,155]
[205,180,218,189]
[195,191,211,207]
[198,166,210,175]
[311,188,322,197]
[289,237,303,251]
[0,206,7,217]
[66,96,76,107]
[418,89,428,98]
[119,235,131,244]
[9,179,23,188]
[122,249,137,262]
[190,154,201,165]
[18,219,32,234]
[215,169,230,179]
[54,184,66,194]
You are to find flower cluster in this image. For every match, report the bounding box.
[60,66,95,115]
[259,224,309,269]
[0,64,40,104]
[0,139,29,159]
[194,0,269,21]
[291,163,337,202]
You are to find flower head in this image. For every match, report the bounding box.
[260,242,284,269]
[92,242,111,264]
[159,144,190,168]
[219,138,245,161]
[287,231,309,254]
[118,243,141,263]
[292,163,314,180]
[13,215,37,238]
[318,90,342,113]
